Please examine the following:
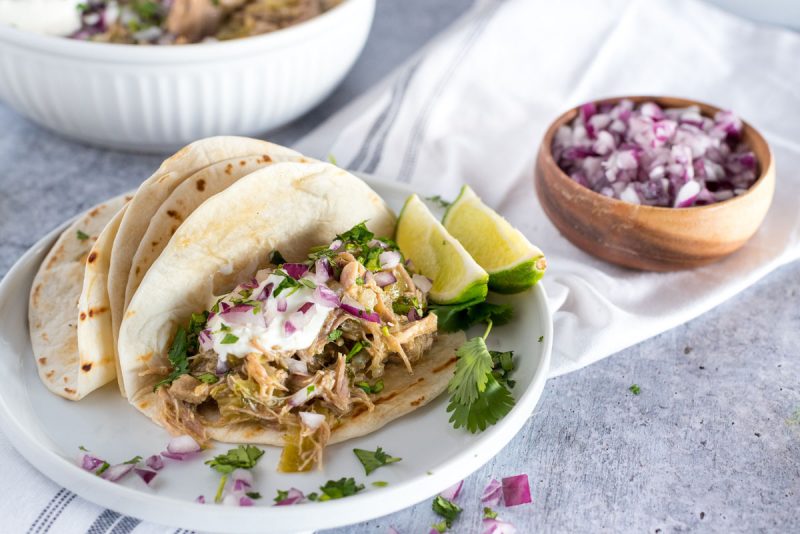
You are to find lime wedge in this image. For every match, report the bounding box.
[443,185,546,294]
[396,194,488,305]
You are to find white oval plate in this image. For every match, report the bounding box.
[0,178,551,534]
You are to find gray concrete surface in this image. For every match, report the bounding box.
[0,1,797,533]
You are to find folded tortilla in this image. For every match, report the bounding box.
[29,194,129,400]
[118,161,463,444]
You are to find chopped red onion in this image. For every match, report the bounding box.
[196,495,206,504]
[284,320,297,336]
[501,474,531,507]
[340,303,380,323]
[283,263,309,279]
[101,463,135,482]
[379,250,402,270]
[198,330,213,352]
[329,239,343,251]
[314,259,332,284]
[312,285,341,308]
[145,455,164,471]
[239,496,254,507]
[364,270,375,285]
[231,468,253,487]
[233,479,250,492]
[219,304,254,326]
[298,302,314,314]
[483,518,517,534]
[134,468,158,485]
[222,494,240,506]
[387,528,401,534]
[240,278,259,290]
[299,411,326,430]
[369,238,389,249]
[277,296,288,312]
[256,283,274,302]
[274,488,305,506]
[412,274,432,294]
[373,271,396,287]
[553,100,757,207]
[79,453,105,472]
[220,301,231,313]
[287,384,317,407]
[216,357,229,375]
[481,479,502,506]
[167,435,201,454]
[439,480,463,500]
[407,308,421,322]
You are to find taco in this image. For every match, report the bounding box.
[30,194,129,400]
[108,136,305,395]
[118,161,464,471]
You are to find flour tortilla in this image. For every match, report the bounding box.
[108,137,305,395]
[29,194,129,400]
[120,161,459,444]
[124,153,303,315]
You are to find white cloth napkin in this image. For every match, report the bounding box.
[5,1,800,532]
[297,0,800,377]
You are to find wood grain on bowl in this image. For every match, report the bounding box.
[535,96,775,271]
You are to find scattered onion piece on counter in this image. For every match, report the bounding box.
[373,271,397,287]
[145,455,164,471]
[553,99,757,207]
[274,488,305,506]
[482,517,517,534]
[481,479,502,506]
[387,527,401,534]
[501,474,531,507]
[412,274,433,294]
[439,480,464,501]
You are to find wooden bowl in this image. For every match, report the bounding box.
[534,96,775,271]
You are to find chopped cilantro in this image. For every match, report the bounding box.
[483,507,498,519]
[220,333,239,345]
[307,478,364,501]
[327,153,338,165]
[95,462,110,476]
[538,335,544,343]
[76,229,89,241]
[245,491,262,500]
[328,329,343,342]
[195,372,219,384]
[432,495,462,528]
[446,322,515,433]
[629,384,641,395]
[431,301,513,333]
[206,445,265,503]
[346,341,364,362]
[431,521,448,533]
[426,195,452,208]
[337,221,374,246]
[79,445,88,452]
[122,455,142,465]
[273,269,303,297]
[392,295,423,317]
[270,250,286,265]
[490,350,516,389]
[372,481,389,487]
[307,384,315,394]
[353,447,401,475]
[356,379,384,395]
[274,489,289,503]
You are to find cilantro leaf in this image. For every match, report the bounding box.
[195,372,219,384]
[327,153,338,165]
[629,384,641,395]
[245,491,262,499]
[490,350,516,389]
[123,455,142,465]
[76,229,89,241]
[220,333,239,344]
[327,329,343,342]
[431,522,448,533]
[274,489,289,503]
[448,336,494,405]
[356,379,384,395]
[315,478,364,501]
[447,375,515,433]
[372,481,388,487]
[432,495,462,528]
[431,301,513,333]
[353,447,401,475]
[206,445,264,474]
[538,335,544,343]
[483,507,498,519]
[346,341,364,362]
[336,222,373,246]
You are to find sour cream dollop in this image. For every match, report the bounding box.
[207,273,334,361]
[0,0,82,35]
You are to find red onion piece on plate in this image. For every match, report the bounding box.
[274,488,305,506]
[101,463,135,482]
[134,468,158,485]
[145,455,164,471]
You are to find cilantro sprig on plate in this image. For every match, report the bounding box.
[353,447,401,475]
[446,321,516,433]
[206,445,264,503]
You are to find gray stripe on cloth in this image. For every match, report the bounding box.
[108,516,141,534]
[348,58,421,172]
[362,60,423,174]
[28,489,76,534]
[396,0,504,183]
[86,510,121,534]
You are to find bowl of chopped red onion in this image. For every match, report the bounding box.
[535,96,774,271]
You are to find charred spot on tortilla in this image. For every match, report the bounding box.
[79,312,87,321]
[64,387,76,395]
[410,396,426,407]
[166,210,182,220]
[433,357,458,373]
[38,357,47,365]
[89,208,101,217]
[46,370,55,379]
[260,154,272,163]
[239,160,246,166]
[88,306,107,318]
[135,265,141,275]
[87,251,98,263]
[225,163,234,175]
[196,179,206,192]
[81,363,93,372]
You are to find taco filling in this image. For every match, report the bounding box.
[154,223,437,472]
